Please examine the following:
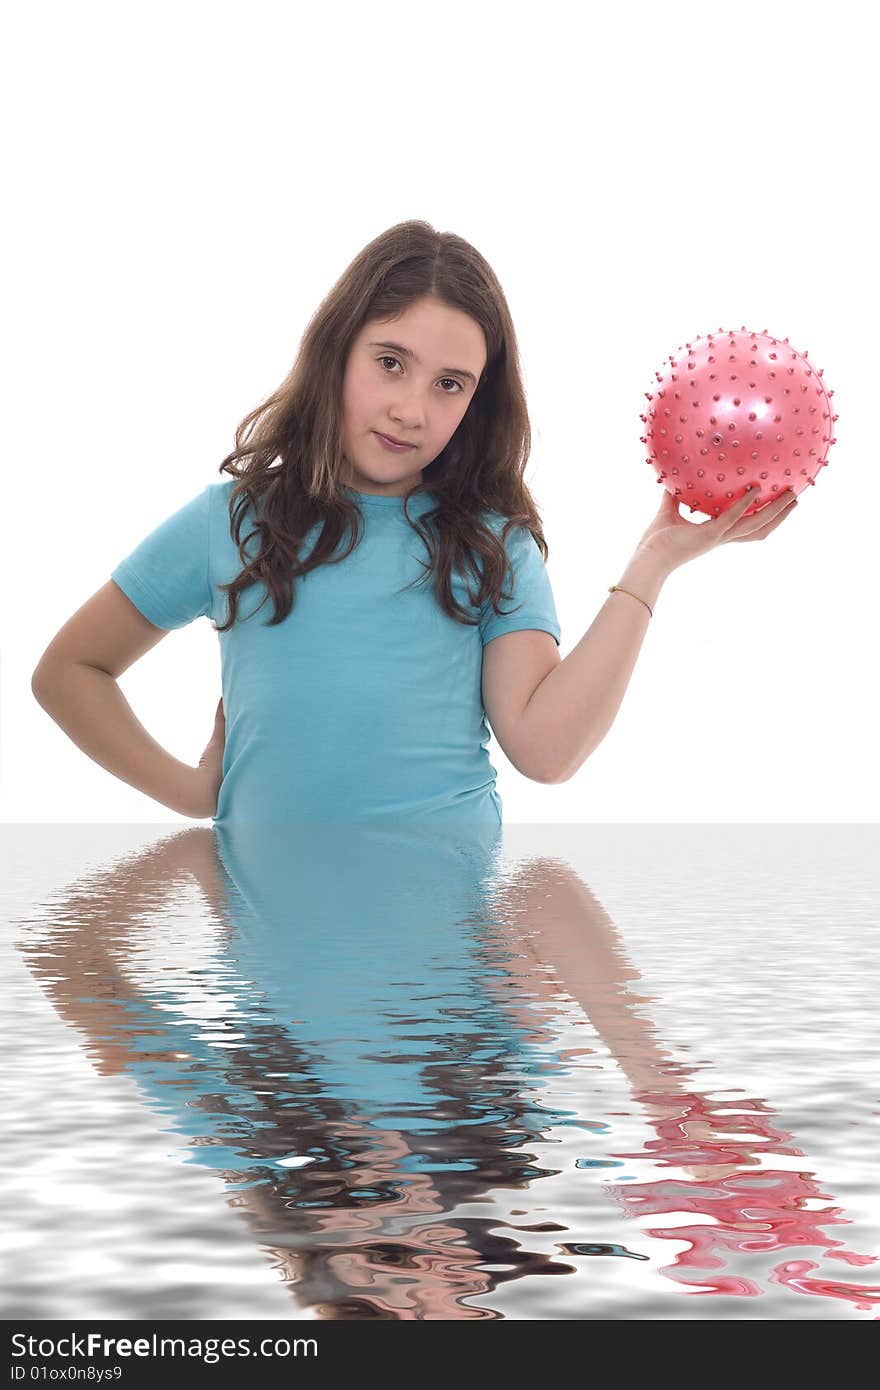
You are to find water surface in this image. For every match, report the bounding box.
[2,823,877,1320]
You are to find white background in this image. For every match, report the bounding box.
[4,0,877,822]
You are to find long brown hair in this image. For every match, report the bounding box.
[214,219,550,633]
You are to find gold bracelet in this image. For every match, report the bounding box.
[608,584,653,618]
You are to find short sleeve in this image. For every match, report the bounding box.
[110,484,213,631]
[478,523,561,648]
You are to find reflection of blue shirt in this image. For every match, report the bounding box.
[110,480,560,828]
[115,822,562,1158]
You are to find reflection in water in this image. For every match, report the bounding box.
[12,824,880,1319]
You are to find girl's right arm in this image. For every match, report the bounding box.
[31,580,216,818]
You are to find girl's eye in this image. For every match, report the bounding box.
[377,355,463,394]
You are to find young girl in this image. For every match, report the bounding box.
[31,220,798,828]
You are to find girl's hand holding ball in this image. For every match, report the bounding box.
[637,482,799,575]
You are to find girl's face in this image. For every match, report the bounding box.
[341,295,487,497]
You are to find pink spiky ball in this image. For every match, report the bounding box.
[641,326,838,518]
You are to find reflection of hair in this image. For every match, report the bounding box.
[213,219,551,632]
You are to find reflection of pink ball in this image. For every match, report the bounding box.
[641,326,838,518]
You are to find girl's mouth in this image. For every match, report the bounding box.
[374,431,416,452]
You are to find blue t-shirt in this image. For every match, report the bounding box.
[110,479,561,827]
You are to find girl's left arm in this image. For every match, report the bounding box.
[515,483,798,783]
[515,546,669,784]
